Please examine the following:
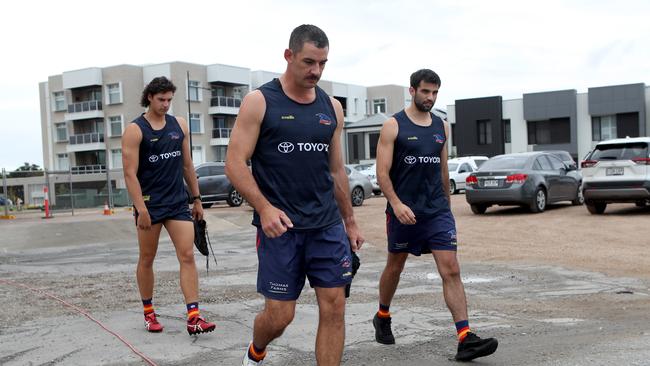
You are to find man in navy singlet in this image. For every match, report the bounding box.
[122,77,215,336]
[226,25,364,366]
[372,70,498,361]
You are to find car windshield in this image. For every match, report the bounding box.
[447,163,458,171]
[480,157,528,170]
[590,143,649,160]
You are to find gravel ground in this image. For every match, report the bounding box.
[0,195,649,365]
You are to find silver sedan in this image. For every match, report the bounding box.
[345,165,373,206]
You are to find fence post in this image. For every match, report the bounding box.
[69,167,74,216]
[2,168,9,218]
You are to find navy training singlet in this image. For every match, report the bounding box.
[251,79,341,231]
[387,109,449,217]
[133,114,187,208]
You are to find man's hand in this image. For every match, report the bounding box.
[392,202,416,225]
[259,205,293,238]
[137,210,152,230]
[344,217,365,252]
[192,202,204,221]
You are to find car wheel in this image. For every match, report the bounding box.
[226,189,243,207]
[449,180,456,195]
[351,187,364,207]
[373,190,382,196]
[571,185,584,206]
[586,201,606,214]
[530,187,547,213]
[635,201,647,208]
[201,202,213,209]
[470,204,487,214]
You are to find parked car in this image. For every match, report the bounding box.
[194,162,243,208]
[465,152,583,214]
[581,137,650,214]
[358,163,381,195]
[542,150,578,170]
[352,163,374,172]
[0,196,8,206]
[447,156,488,194]
[345,165,373,206]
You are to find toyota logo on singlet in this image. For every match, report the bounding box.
[149,155,159,163]
[277,142,295,154]
[404,155,417,164]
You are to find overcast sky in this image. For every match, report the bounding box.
[1,0,648,170]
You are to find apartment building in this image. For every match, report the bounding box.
[38,62,409,206]
[446,83,649,160]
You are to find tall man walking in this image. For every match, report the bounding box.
[122,76,215,335]
[373,69,498,361]
[226,24,364,366]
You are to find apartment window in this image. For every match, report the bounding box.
[503,119,511,143]
[57,153,69,170]
[106,83,122,104]
[109,116,123,137]
[189,113,201,133]
[212,86,225,97]
[373,98,386,114]
[111,149,122,169]
[55,123,67,142]
[53,91,66,111]
[188,80,201,101]
[368,132,379,159]
[215,146,227,162]
[451,123,456,147]
[527,118,570,145]
[192,146,203,164]
[592,115,616,142]
[477,119,492,145]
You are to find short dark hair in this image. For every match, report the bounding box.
[410,69,441,89]
[289,24,329,53]
[141,76,176,107]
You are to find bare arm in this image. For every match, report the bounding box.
[329,97,364,251]
[177,116,203,220]
[377,118,416,224]
[441,121,451,204]
[225,91,293,238]
[121,123,151,229]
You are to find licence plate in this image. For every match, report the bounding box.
[484,180,499,187]
[606,167,624,176]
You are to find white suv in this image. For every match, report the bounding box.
[581,137,650,214]
[447,156,488,194]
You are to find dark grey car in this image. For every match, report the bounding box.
[194,162,243,208]
[465,152,583,214]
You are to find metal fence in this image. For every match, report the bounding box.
[1,167,131,216]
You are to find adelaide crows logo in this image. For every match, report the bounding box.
[316,113,333,125]
[433,134,445,144]
[169,131,181,140]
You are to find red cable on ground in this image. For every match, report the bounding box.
[0,278,158,366]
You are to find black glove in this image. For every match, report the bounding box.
[345,251,361,298]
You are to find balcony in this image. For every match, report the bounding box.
[65,100,104,120]
[210,128,232,146]
[209,96,241,115]
[71,164,106,174]
[66,133,106,153]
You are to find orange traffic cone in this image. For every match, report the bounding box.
[103,201,112,216]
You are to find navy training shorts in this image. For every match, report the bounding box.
[256,222,353,301]
[134,201,192,226]
[386,209,457,255]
